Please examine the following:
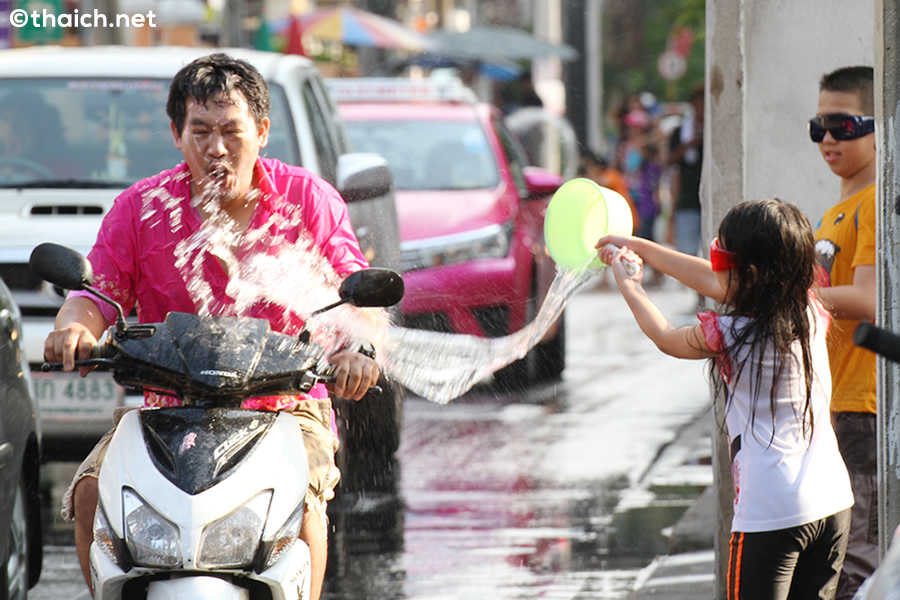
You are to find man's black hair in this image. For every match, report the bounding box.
[167,53,270,134]
[819,66,874,115]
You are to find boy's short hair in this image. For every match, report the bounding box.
[819,66,874,115]
[167,53,270,134]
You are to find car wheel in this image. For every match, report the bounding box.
[533,313,565,382]
[493,293,538,392]
[493,274,566,390]
[1,476,30,600]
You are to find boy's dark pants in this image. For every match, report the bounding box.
[833,412,879,600]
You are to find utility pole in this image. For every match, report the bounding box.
[562,0,603,154]
[875,0,900,557]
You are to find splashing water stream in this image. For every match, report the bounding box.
[379,262,599,403]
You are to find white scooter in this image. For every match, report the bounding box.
[30,243,403,600]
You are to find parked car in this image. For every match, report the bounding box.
[329,78,565,387]
[0,276,43,598]
[0,46,404,461]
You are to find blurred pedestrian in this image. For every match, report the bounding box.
[667,82,704,257]
[621,126,663,285]
[580,150,640,230]
[810,65,878,600]
[598,198,853,600]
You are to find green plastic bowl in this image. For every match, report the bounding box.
[544,178,634,269]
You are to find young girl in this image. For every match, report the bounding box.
[597,198,853,600]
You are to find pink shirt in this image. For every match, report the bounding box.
[72,157,369,411]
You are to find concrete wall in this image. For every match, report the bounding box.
[714,1,874,222]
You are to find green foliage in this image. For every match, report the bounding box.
[604,0,706,105]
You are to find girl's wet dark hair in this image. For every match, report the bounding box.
[713,198,818,442]
[167,53,270,134]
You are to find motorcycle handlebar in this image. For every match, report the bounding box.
[41,350,383,396]
[40,344,110,372]
[854,321,900,364]
[312,373,383,396]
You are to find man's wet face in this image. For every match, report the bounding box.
[172,91,269,211]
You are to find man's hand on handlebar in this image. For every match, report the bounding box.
[44,322,100,377]
[327,349,380,401]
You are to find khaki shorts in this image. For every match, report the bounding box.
[62,399,341,521]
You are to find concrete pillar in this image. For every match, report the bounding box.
[706,0,874,592]
[875,0,900,555]
[703,2,742,593]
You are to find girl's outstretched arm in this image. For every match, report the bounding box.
[601,245,717,360]
[596,234,725,303]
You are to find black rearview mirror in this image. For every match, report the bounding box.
[312,268,404,317]
[29,242,94,291]
[339,268,405,308]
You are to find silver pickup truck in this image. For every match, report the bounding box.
[0,46,404,462]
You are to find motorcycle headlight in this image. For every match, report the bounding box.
[198,490,271,569]
[401,221,513,271]
[123,488,181,568]
[262,502,304,570]
[93,505,122,567]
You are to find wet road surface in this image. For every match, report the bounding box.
[32,281,712,599]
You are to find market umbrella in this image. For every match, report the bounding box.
[284,14,308,56]
[427,26,578,62]
[287,6,437,51]
[379,54,523,81]
[254,17,275,52]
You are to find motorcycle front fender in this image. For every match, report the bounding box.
[146,576,250,600]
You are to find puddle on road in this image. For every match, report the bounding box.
[323,448,706,600]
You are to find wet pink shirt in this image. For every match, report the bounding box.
[71,157,369,411]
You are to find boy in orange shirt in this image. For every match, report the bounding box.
[811,65,878,600]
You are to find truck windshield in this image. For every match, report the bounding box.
[0,78,297,188]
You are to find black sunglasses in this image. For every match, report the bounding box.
[808,113,875,142]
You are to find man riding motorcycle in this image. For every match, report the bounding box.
[43,53,380,600]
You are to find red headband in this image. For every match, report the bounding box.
[710,237,737,272]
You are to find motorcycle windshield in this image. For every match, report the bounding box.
[111,313,324,405]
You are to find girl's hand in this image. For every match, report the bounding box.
[599,244,644,285]
[595,234,635,252]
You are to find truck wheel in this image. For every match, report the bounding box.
[339,375,404,459]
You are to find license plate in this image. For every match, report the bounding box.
[31,371,124,420]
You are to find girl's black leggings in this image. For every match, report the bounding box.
[727,509,851,600]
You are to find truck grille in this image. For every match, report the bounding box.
[30,205,103,216]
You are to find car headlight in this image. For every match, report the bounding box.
[262,502,305,570]
[123,488,181,568]
[401,221,513,271]
[198,490,271,569]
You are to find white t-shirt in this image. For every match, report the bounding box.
[699,299,854,532]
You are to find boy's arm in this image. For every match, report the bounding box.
[816,264,876,321]
[597,234,725,302]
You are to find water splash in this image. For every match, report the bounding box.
[379,261,599,404]
[138,177,600,404]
